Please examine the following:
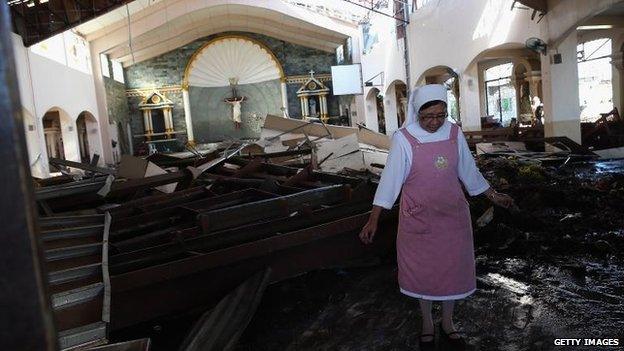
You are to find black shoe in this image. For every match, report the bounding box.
[419,333,435,350]
[439,323,466,350]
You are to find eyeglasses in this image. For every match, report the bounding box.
[419,112,448,122]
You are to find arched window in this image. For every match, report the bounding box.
[484,62,516,126]
[578,38,612,121]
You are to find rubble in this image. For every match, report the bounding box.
[33,116,624,350]
[34,127,394,349]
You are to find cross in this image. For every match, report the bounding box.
[309,70,315,77]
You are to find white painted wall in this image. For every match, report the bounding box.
[406,0,541,131]
[541,32,582,143]
[12,32,107,177]
[407,0,541,82]
[359,8,407,134]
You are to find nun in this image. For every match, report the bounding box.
[359,84,514,349]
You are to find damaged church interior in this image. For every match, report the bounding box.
[2,0,624,350]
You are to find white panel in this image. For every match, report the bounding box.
[112,60,125,83]
[100,54,110,78]
[331,64,363,95]
[188,37,281,87]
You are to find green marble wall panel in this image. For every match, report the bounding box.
[189,79,282,142]
[123,31,339,142]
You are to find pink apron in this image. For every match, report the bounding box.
[396,125,476,299]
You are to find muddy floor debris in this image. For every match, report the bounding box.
[108,157,624,350]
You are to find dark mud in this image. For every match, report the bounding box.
[235,158,624,350]
[112,158,624,350]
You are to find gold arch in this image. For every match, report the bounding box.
[182,34,286,89]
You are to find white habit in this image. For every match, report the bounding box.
[373,84,491,209]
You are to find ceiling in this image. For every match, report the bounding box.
[9,0,357,64]
[76,0,356,67]
[9,0,135,46]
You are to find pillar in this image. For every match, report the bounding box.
[611,52,623,114]
[459,65,482,131]
[541,32,581,144]
[400,97,408,124]
[383,84,399,135]
[163,108,172,137]
[182,87,195,145]
[526,72,542,99]
[126,122,134,156]
[280,81,289,118]
[364,89,380,132]
[299,97,305,118]
[302,96,310,117]
[143,110,153,137]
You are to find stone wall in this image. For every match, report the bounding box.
[122,31,338,144]
[104,76,131,154]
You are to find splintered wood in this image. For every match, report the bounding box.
[258,115,389,175]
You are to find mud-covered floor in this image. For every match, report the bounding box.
[112,159,624,350]
[239,158,624,350]
[233,255,623,351]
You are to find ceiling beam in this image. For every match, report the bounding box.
[516,0,547,13]
[9,0,134,47]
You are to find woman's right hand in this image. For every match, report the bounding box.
[359,217,378,244]
[359,206,383,244]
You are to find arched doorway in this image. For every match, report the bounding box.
[484,62,517,126]
[514,63,533,125]
[578,37,613,121]
[417,66,460,123]
[376,93,385,134]
[365,88,385,133]
[76,111,100,163]
[43,110,65,160]
[385,80,408,129]
[465,43,542,130]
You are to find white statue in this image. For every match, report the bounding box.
[309,98,318,117]
[224,96,246,129]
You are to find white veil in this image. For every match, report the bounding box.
[402,84,448,127]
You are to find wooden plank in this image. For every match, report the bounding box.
[49,157,116,176]
[199,185,351,232]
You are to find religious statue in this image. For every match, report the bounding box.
[224,96,246,129]
[224,77,246,129]
[309,98,318,117]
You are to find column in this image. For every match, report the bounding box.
[142,110,150,134]
[458,65,482,131]
[526,72,542,99]
[299,97,306,118]
[280,80,289,118]
[399,97,408,116]
[168,108,175,132]
[320,95,328,122]
[126,122,134,156]
[364,89,379,132]
[302,96,310,117]
[383,84,399,135]
[540,32,581,143]
[611,52,623,114]
[163,108,172,137]
[182,87,195,145]
[143,110,153,140]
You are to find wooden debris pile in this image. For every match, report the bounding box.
[33,135,397,350]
